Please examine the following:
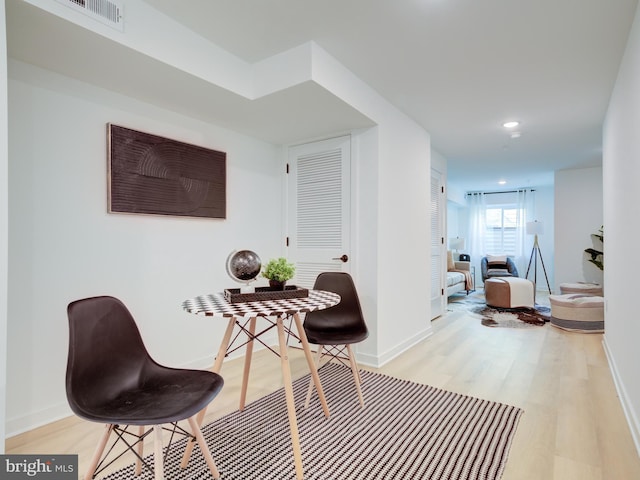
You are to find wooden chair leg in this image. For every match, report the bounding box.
[85,424,114,480]
[181,317,235,469]
[153,425,164,480]
[135,425,144,476]
[304,346,324,409]
[346,344,365,408]
[187,416,220,479]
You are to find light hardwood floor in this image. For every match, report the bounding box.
[7,295,640,479]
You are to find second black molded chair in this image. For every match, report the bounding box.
[66,296,224,480]
[303,272,369,408]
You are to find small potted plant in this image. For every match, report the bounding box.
[262,257,296,290]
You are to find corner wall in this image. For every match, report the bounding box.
[554,167,603,289]
[6,60,283,436]
[311,44,432,366]
[603,1,640,453]
[5,2,434,437]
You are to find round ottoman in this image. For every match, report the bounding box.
[559,282,603,296]
[549,294,604,333]
[484,277,535,308]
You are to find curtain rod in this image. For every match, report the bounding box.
[466,189,536,196]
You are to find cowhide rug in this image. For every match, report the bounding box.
[448,292,550,328]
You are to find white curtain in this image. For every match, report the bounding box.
[467,192,487,261]
[467,189,536,276]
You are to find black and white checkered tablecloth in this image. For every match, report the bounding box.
[183,290,341,318]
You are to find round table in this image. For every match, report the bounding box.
[182,289,341,480]
[183,289,341,318]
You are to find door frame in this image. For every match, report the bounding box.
[431,168,446,319]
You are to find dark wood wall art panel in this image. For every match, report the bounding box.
[108,124,226,219]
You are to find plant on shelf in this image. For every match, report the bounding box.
[584,225,603,271]
[262,257,296,289]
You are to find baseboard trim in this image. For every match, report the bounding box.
[5,352,223,438]
[602,335,640,458]
[6,328,430,438]
[358,327,433,368]
[6,402,72,439]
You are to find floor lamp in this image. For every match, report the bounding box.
[525,220,552,299]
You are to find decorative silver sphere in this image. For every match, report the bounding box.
[226,250,261,288]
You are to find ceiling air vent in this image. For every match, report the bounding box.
[55,0,124,32]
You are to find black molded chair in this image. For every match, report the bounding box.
[303,272,369,408]
[66,296,224,480]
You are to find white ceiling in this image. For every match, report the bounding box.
[7,0,639,193]
[142,0,639,192]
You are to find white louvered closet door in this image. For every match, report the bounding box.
[287,136,351,289]
[431,169,445,319]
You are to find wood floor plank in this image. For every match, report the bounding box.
[6,293,640,480]
[555,376,601,467]
[553,455,602,480]
[502,402,558,480]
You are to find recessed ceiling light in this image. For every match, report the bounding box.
[510,131,521,139]
[498,180,506,185]
[503,121,519,129]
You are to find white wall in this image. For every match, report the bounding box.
[311,45,432,366]
[375,121,431,364]
[554,167,603,290]
[446,181,466,245]
[4,1,434,436]
[431,149,447,177]
[446,184,466,207]
[0,0,9,453]
[603,2,640,454]
[446,202,461,241]
[350,127,380,363]
[6,61,283,436]
[531,185,555,291]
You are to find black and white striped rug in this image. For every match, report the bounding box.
[101,364,522,480]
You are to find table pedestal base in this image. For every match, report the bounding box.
[181,313,330,480]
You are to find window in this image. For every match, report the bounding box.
[485,205,522,255]
[467,189,533,262]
